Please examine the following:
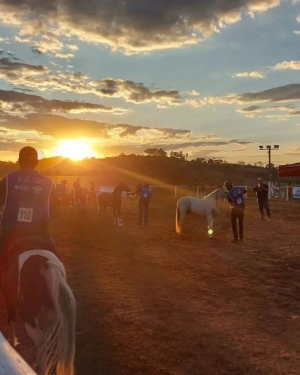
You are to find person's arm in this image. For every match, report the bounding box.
[242,189,247,194]
[251,185,257,192]
[0,177,7,208]
[134,185,142,196]
[49,182,63,218]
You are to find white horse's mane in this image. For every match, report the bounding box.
[203,188,224,199]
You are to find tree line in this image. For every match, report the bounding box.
[130,148,273,168]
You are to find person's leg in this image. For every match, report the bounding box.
[258,199,264,219]
[0,228,9,274]
[264,199,271,219]
[144,202,149,227]
[238,208,244,240]
[231,209,238,240]
[138,199,143,227]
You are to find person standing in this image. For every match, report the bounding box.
[137,183,152,228]
[288,182,293,201]
[89,181,96,204]
[225,181,246,242]
[251,178,270,220]
[0,146,61,264]
[200,183,206,198]
[73,177,81,204]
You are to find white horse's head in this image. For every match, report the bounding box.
[217,187,229,200]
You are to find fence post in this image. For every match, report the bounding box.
[286,185,289,201]
[244,186,248,199]
[197,185,199,198]
[174,186,177,197]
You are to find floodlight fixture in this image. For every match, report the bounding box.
[258,144,279,183]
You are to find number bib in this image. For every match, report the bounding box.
[18,207,33,223]
[143,193,148,198]
[237,198,242,205]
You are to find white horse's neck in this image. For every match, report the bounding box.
[203,189,219,200]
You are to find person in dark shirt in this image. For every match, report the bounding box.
[251,178,270,220]
[225,181,246,242]
[200,183,206,198]
[0,146,62,261]
[288,182,293,201]
[73,177,81,204]
[135,183,152,228]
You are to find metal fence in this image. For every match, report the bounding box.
[146,186,249,199]
[130,185,300,201]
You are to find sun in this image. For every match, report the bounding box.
[56,140,96,160]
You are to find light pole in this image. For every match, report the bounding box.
[259,144,279,184]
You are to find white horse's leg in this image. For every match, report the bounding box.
[207,215,214,238]
[179,212,186,234]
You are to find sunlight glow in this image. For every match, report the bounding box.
[56,140,96,160]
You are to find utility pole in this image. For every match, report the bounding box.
[259,145,279,184]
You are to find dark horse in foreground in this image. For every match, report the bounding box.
[98,182,130,225]
[1,230,76,375]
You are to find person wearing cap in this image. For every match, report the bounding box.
[251,178,270,220]
[225,181,247,242]
[288,182,293,201]
[200,183,206,198]
[89,181,96,204]
[0,146,61,262]
[136,182,152,228]
[73,177,81,204]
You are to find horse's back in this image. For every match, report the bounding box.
[98,191,109,203]
[4,250,64,317]
[178,196,202,206]
[178,196,207,215]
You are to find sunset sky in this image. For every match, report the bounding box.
[0,0,300,165]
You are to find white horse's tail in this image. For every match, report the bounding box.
[38,260,76,375]
[176,202,181,234]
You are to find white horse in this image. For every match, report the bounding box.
[175,188,229,238]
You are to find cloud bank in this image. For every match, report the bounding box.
[0,0,280,54]
[0,54,203,108]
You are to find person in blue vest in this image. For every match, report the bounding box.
[137,183,152,228]
[224,181,247,243]
[0,146,61,262]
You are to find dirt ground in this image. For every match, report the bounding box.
[1,195,300,375]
